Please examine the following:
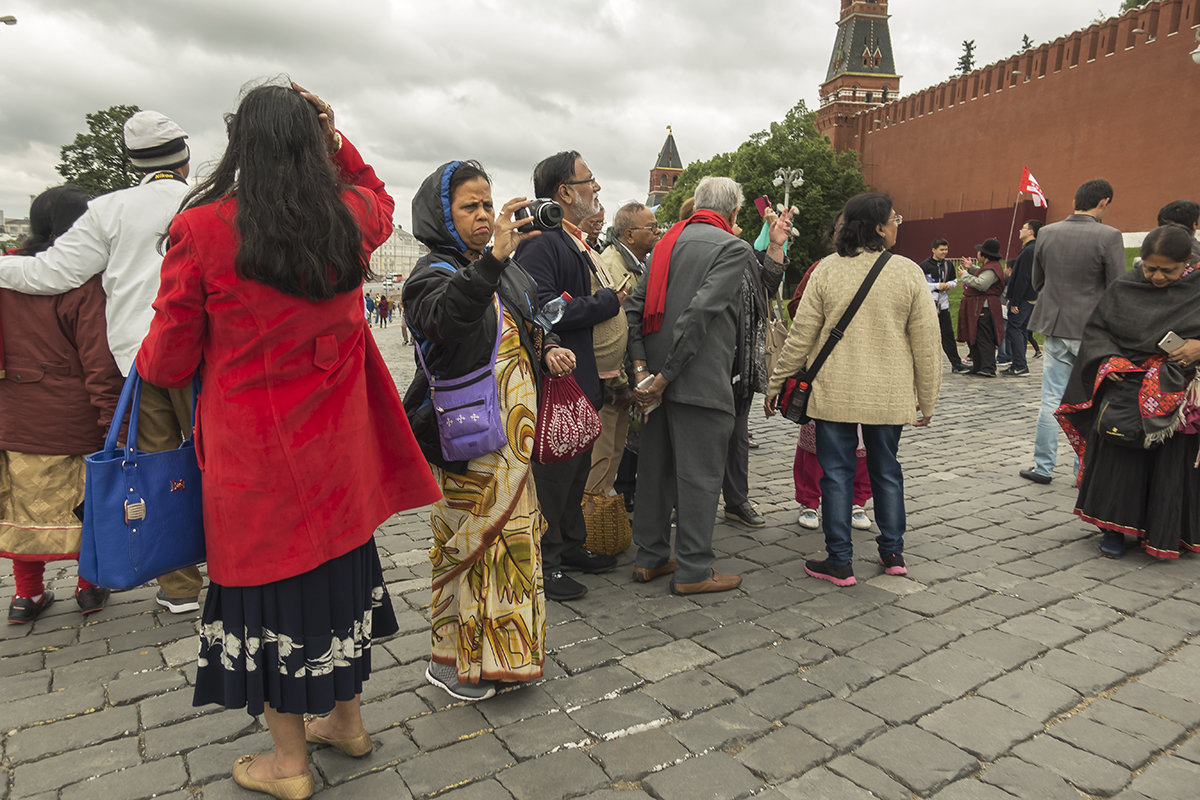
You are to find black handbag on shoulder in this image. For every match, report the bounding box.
[780,251,892,424]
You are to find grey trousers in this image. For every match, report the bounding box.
[632,402,734,584]
[532,447,592,572]
[722,404,750,507]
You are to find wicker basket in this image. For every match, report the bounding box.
[581,492,632,556]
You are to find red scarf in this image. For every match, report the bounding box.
[642,209,732,334]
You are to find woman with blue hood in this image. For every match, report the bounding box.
[403,160,576,701]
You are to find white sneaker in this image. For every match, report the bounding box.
[797,508,820,529]
[852,506,872,530]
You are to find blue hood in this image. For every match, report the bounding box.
[411,160,469,254]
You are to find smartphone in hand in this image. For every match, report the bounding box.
[637,374,661,417]
[753,196,771,217]
[1158,331,1186,353]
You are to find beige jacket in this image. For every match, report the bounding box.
[767,250,941,425]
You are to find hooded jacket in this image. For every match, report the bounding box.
[402,161,559,471]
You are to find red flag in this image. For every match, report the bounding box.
[1019,167,1047,208]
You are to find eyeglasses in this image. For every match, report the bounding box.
[563,174,599,187]
[631,224,661,233]
[890,214,903,225]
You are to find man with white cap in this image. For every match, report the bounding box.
[0,110,203,613]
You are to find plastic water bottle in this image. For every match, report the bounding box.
[534,292,572,332]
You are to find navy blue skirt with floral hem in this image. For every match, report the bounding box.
[193,538,399,716]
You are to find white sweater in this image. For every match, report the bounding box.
[0,172,188,375]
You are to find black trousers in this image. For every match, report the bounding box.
[532,447,592,572]
[969,312,997,375]
[937,307,962,367]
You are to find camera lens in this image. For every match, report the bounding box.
[515,199,563,233]
[533,200,563,229]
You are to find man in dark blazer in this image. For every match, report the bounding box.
[516,151,623,602]
[1021,179,1125,484]
[1002,219,1042,377]
[624,176,751,596]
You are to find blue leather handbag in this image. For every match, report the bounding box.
[79,369,205,591]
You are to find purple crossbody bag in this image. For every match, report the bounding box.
[414,295,508,463]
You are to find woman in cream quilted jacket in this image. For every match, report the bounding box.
[766,193,941,587]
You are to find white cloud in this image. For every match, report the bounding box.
[0,0,1126,228]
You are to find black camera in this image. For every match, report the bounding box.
[515,199,563,233]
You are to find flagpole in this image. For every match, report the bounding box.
[1004,194,1022,262]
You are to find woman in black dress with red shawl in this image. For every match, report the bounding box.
[1056,225,1200,559]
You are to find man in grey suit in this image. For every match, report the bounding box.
[1020,178,1126,484]
[624,176,754,595]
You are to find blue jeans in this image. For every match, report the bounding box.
[1033,335,1080,477]
[815,422,905,565]
[1004,301,1035,371]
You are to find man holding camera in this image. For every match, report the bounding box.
[516,151,624,601]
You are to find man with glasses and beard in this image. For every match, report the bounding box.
[516,151,625,601]
[591,202,661,507]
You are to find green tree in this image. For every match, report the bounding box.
[1120,0,1146,11]
[1021,34,1034,51]
[56,104,142,197]
[957,40,977,74]
[654,101,867,274]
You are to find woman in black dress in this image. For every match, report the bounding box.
[1056,225,1200,559]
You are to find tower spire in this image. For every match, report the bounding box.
[647,128,683,206]
[816,0,902,152]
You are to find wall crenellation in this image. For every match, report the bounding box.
[847,0,1197,139]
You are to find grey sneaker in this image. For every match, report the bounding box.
[155,589,200,614]
[425,660,496,702]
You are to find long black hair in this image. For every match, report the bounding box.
[18,185,91,255]
[179,82,372,300]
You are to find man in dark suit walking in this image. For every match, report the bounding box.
[1020,179,1125,484]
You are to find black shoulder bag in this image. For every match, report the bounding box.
[780,251,892,424]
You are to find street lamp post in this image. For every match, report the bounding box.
[771,167,804,306]
[772,167,804,215]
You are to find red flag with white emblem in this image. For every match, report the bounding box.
[1019,167,1047,208]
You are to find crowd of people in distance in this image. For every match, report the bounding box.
[1,77,1198,800]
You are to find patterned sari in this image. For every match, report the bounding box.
[428,309,546,683]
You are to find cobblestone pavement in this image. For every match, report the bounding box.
[3,312,1198,800]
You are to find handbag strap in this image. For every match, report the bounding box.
[104,370,140,453]
[414,294,502,385]
[805,251,892,380]
[104,367,202,459]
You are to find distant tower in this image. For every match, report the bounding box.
[646,126,683,206]
[815,0,901,152]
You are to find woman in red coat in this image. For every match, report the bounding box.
[137,82,440,800]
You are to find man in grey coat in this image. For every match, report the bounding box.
[624,176,750,595]
[1020,178,1125,484]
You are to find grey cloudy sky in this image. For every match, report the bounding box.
[0,0,1128,229]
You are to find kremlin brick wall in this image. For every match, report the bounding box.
[832,0,1200,262]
